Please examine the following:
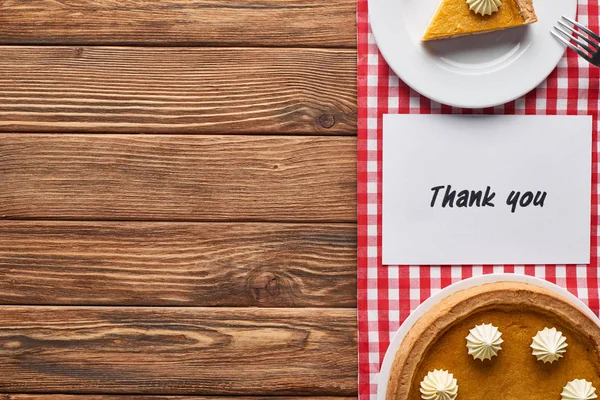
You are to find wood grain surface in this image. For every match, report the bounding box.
[0,135,356,221]
[1,396,355,400]
[0,0,355,48]
[0,307,357,395]
[0,0,359,395]
[0,47,356,134]
[0,221,356,307]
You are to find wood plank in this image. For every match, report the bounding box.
[0,47,356,134]
[0,135,356,221]
[0,307,357,395]
[0,221,356,307]
[2,396,355,400]
[0,0,356,48]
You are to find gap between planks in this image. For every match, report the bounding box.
[0,217,357,224]
[0,132,357,137]
[0,43,356,49]
[0,396,357,399]
[0,218,358,224]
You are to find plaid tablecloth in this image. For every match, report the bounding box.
[356,1,600,399]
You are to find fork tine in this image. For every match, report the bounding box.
[557,20,599,49]
[551,30,592,61]
[562,16,600,42]
[554,25,596,55]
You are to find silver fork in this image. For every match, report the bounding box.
[552,16,600,67]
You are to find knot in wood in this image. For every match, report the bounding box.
[319,114,336,129]
[250,272,281,303]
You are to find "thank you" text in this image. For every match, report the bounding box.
[430,185,547,213]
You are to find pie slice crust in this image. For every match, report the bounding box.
[386,282,600,400]
[423,0,538,41]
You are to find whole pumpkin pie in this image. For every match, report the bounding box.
[386,282,600,400]
[423,0,538,41]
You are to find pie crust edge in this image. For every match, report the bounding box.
[515,0,538,24]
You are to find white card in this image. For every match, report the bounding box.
[382,114,592,266]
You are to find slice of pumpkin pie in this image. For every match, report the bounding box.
[423,0,537,41]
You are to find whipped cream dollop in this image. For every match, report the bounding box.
[561,379,598,400]
[466,323,503,361]
[531,327,568,363]
[466,0,502,16]
[420,369,458,400]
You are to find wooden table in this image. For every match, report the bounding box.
[0,1,357,398]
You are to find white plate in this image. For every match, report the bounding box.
[376,273,600,400]
[368,0,577,108]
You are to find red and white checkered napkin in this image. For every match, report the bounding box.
[357,0,600,399]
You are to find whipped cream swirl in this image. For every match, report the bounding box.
[466,323,503,361]
[420,369,458,400]
[531,327,568,363]
[466,0,502,16]
[561,379,598,400]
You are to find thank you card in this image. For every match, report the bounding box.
[382,114,592,265]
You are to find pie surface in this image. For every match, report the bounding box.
[386,282,600,400]
[423,0,538,41]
